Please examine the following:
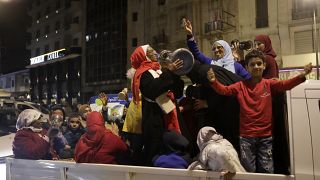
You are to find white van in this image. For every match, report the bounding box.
[2,80,320,180]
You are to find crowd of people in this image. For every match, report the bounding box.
[11,18,313,179]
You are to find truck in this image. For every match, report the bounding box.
[2,80,320,180]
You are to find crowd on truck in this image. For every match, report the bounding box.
[9,18,314,179]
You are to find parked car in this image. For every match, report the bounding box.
[0,99,50,135]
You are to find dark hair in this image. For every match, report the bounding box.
[68,112,81,120]
[50,104,66,120]
[244,50,265,65]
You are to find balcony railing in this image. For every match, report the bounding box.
[204,9,236,34]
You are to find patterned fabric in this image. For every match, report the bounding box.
[189,127,245,173]
[239,136,273,173]
[16,109,42,130]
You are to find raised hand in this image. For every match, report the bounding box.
[99,92,108,106]
[207,68,216,82]
[300,63,312,78]
[182,18,193,35]
[304,63,313,75]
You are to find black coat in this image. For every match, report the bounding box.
[140,69,188,165]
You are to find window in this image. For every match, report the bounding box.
[36,48,40,56]
[72,38,79,46]
[65,0,71,8]
[37,12,41,20]
[44,44,49,53]
[132,38,137,47]
[45,25,50,34]
[45,6,50,15]
[35,0,40,6]
[292,0,315,20]
[132,12,138,22]
[54,41,60,50]
[35,30,40,38]
[11,80,14,87]
[255,0,268,28]
[56,0,61,9]
[55,21,60,30]
[158,0,166,6]
[72,16,80,24]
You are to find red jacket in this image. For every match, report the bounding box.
[210,76,305,137]
[12,128,50,160]
[74,112,128,164]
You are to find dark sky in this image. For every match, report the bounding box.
[0,0,32,74]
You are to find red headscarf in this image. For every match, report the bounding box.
[131,45,160,103]
[74,111,107,162]
[254,35,277,58]
[74,112,128,164]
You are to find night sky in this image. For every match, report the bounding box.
[0,0,31,74]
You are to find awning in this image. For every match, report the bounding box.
[26,54,80,68]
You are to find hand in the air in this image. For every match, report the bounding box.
[207,68,216,82]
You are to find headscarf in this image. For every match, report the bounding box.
[254,35,277,58]
[16,109,43,130]
[212,40,236,73]
[197,126,223,151]
[74,111,108,162]
[131,45,161,103]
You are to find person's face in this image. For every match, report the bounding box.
[52,109,64,118]
[69,117,80,129]
[246,57,266,78]
[255,41,265,51]
[212,43,225,59]
[146,46,158,62]
[82,107,91,120]
[50,114,63,128]
[30,115,45,129]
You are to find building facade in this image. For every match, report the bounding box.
[82,0,128,101]
[0,69,30,99]
[128,0,319,69]
[27,0,84,105]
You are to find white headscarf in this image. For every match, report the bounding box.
[211,40,236,73]
[197,126,223,151]
[16,109,42,130]
[190,126,245,173]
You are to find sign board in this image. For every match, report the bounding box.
[30,48,66,65]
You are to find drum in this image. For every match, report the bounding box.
[159,48,194,76]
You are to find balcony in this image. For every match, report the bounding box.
[204,9,236,36]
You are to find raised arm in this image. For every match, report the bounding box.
[271,63,312,92]
[207,68,238,96]
[183,18,212,64]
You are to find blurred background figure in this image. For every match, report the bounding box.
[63,112,85,159]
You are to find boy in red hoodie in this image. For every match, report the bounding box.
[206,49,312,173]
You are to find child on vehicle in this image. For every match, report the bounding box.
[206,49,312,173]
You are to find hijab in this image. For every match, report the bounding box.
[254,35,277,58]
[212,40,236,73]
[197,126,223,151]
[130,45,161,103]
[74,112,107,162]
[16,109,44,132]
